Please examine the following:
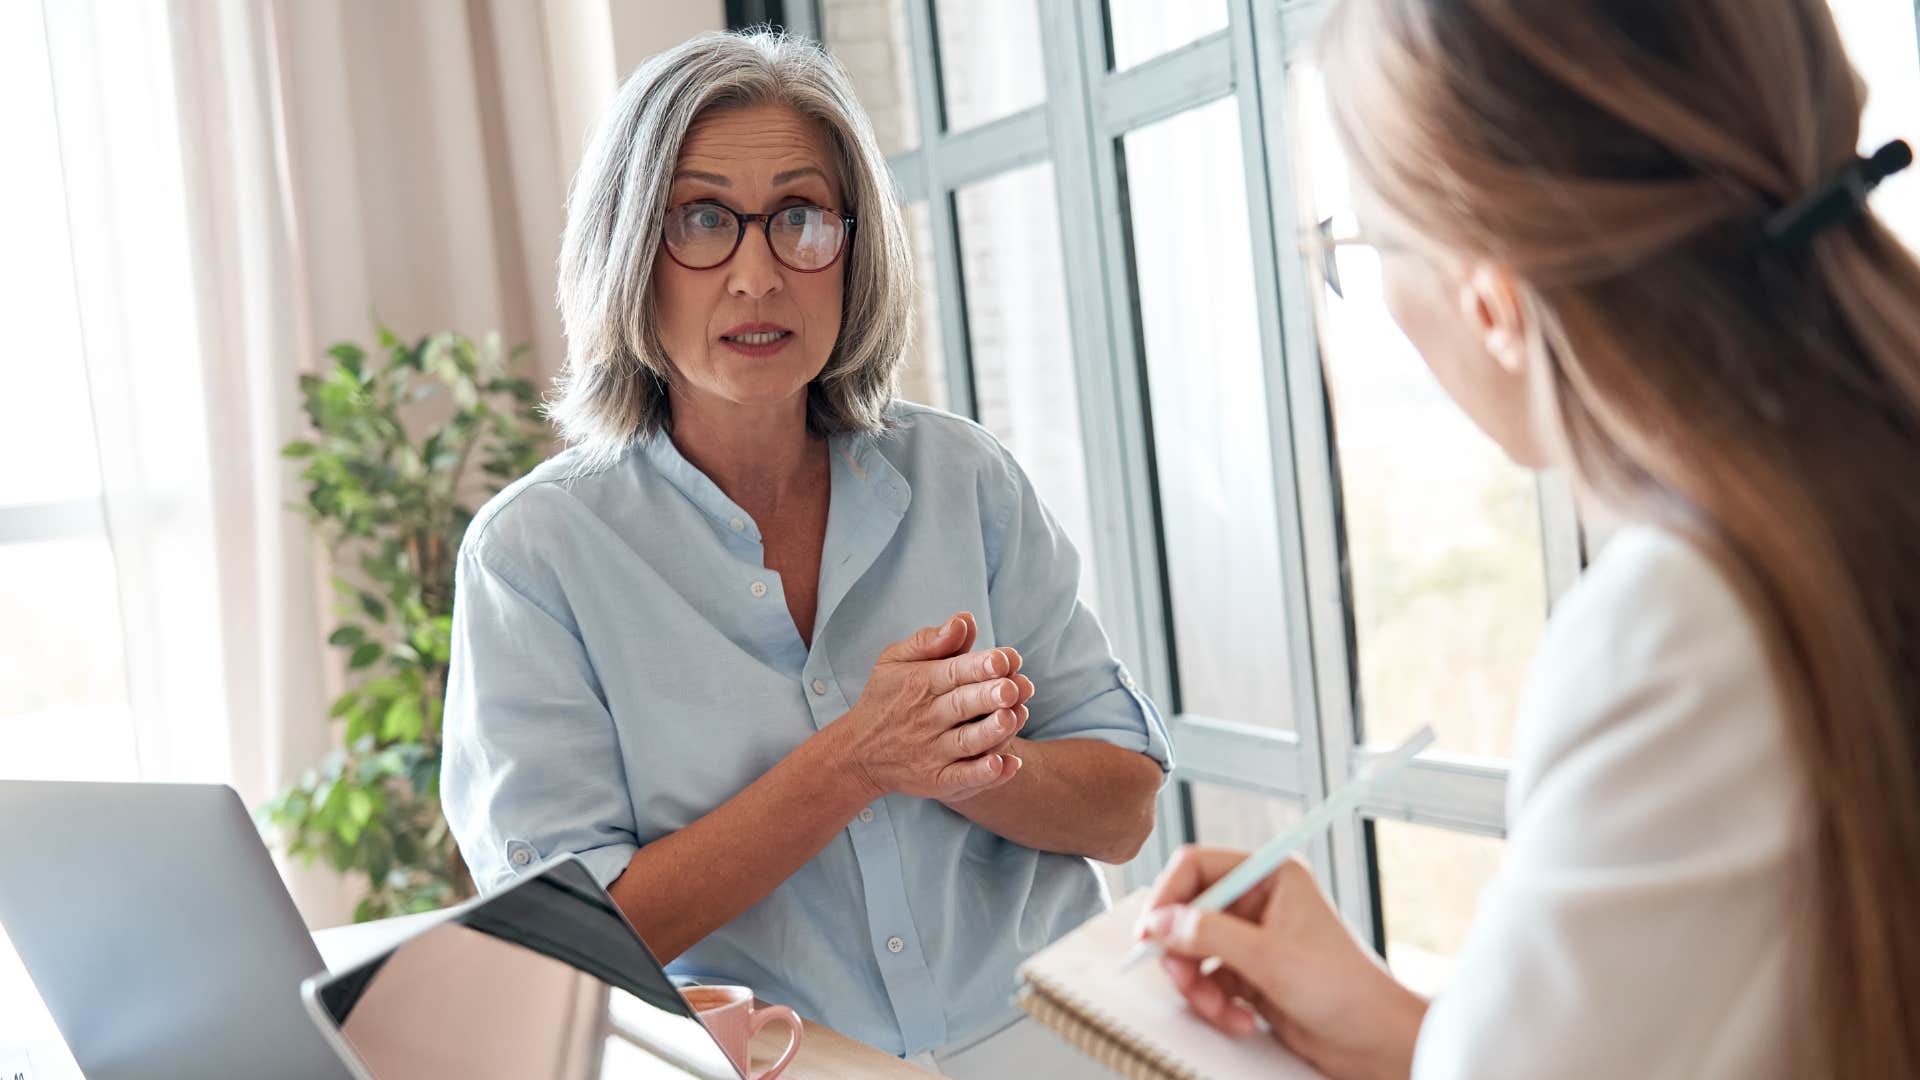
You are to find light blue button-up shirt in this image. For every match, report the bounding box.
[441,401,1172,1056]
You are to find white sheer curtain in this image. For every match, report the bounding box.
[38,0,251,787]
[23,0,665,923]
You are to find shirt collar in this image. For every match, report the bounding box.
[835,430,912,518]
[638,427,911,541]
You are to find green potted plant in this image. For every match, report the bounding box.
[261,325,550,921]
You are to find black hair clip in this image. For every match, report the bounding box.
[1763,139,1912,249]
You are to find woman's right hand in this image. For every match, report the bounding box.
[1136,846,1429,1080]
[830,612,1034,802]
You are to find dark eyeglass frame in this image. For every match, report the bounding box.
[661,199,858,274]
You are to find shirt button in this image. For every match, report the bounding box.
[811,678,828,695]
[750,580,769,598]
[886,936,905,954]
[729,516,745,532]
[510,849,532,867]
[1120,670,1137,690]
[858,807,875,823]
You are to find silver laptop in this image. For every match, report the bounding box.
[0,780,351,1080]
[302,854,745,1080]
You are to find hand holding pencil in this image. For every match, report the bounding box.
[1132,727,1436,1078]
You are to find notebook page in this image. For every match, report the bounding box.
[1019,891,1327,1080]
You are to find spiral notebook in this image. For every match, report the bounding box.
[1015,890,1326,1080]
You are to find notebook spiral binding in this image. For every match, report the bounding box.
[1016,980,1200,1080]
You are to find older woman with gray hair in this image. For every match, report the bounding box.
[441,28,1171,1073]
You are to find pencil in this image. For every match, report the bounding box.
[1121,724,1437,971]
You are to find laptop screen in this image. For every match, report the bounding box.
[309,858,743,1080]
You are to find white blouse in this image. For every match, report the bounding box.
[1412,526,1811,1079]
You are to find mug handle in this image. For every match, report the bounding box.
[745,1004,802,1080]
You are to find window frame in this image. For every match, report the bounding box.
[813,0,1918,948]
[0,500,108,545]
[813,0,1564,921]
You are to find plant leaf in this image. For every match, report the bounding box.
[329,343,366,380]
[345,786,376,829]
[344,699,378,744]
[411,754,440,800]
[312,778,343,830]
[277,325,547,916]
[383,695,423,742]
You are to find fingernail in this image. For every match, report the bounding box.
[996,682,1013,705]
[1138,907,1175,940]
[986,652,1004,676]
[946,616,962,634]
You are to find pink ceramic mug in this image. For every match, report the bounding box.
[683,984,802,1079]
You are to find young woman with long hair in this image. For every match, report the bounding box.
[1137,3,1920,1076]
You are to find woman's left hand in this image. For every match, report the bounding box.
[1137,846,1429,1080]
[937,613,1035,804]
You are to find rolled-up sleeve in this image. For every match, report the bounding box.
[441,540,641,892]
[985,443,1173,774]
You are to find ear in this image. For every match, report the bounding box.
[1459,262,1530,376]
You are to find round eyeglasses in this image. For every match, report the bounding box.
[662,201,856,273]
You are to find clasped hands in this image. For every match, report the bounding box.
[829,612,1035,804]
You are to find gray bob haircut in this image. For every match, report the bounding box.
[550,29,914,461]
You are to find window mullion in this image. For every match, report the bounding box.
[0,499,108,545]
[1242,0,1376,932]
[901,0,978,418]
[1042,0,1184,887]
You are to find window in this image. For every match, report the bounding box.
[0,0,136,787]
[1372,820,1504,995]
[822,0,921,156]
[1291,70,1549,762]
[821,0,1920,948]
[1122,98,1294,732]
[1190,784,1301,851]
[931,0,1045,132]
[899,201,948,408]
[1104,0,1228,71]
[816,0,1545,920]
[955,164,1103,602]
[1827,0,1920,253]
